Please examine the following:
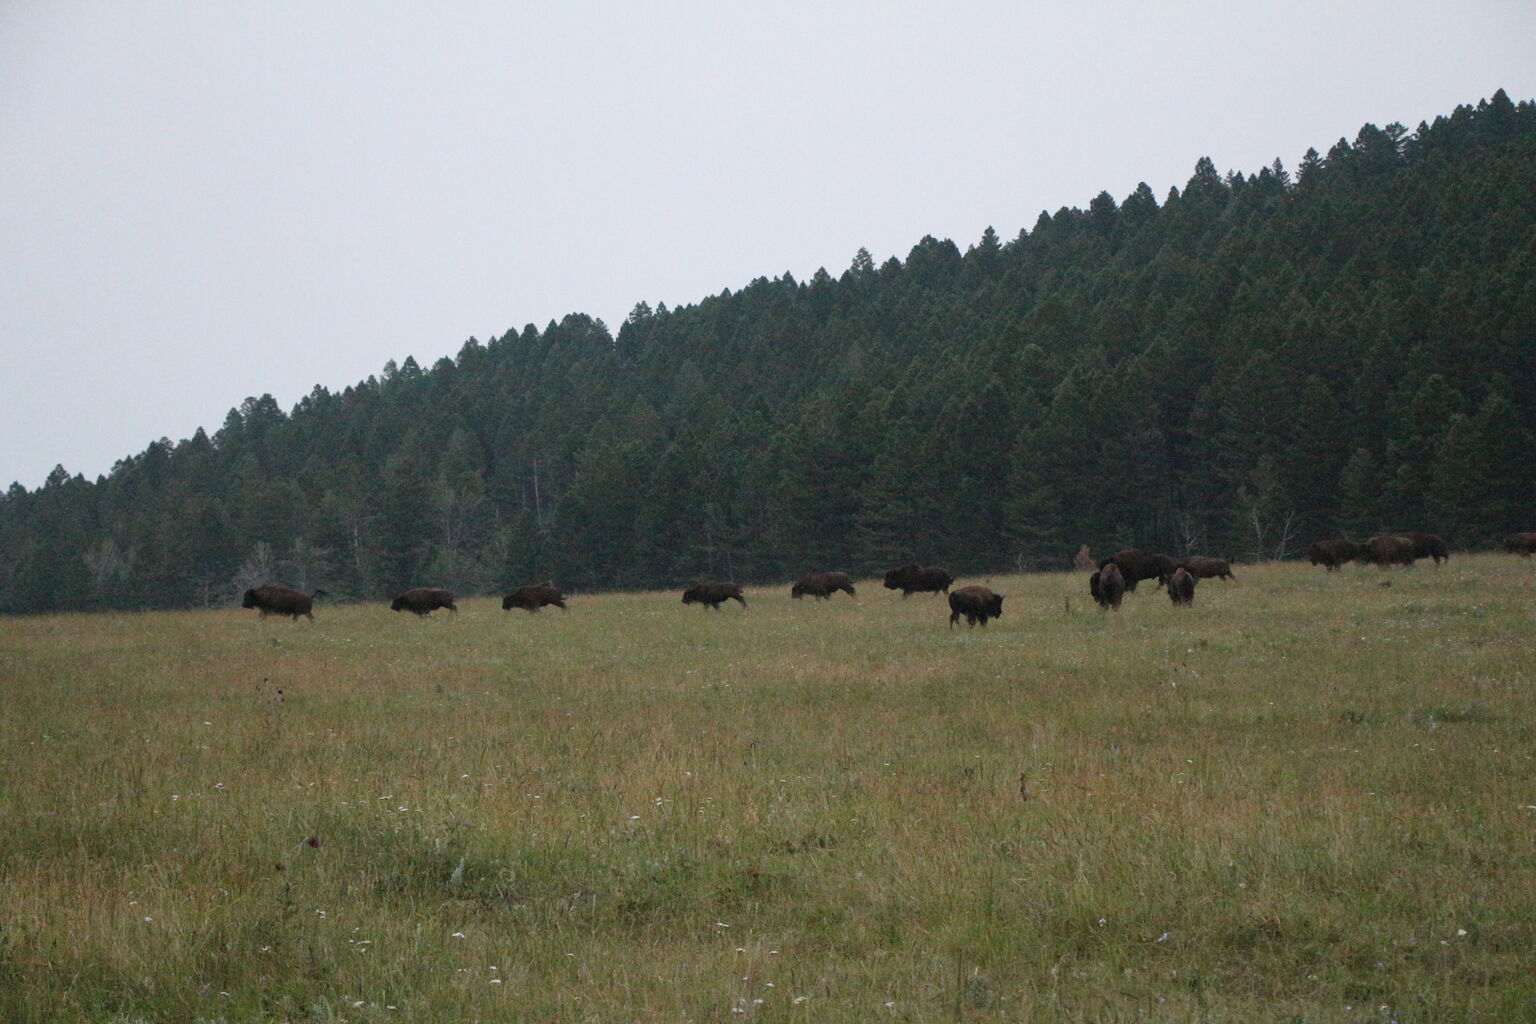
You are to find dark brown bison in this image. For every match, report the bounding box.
[502,582,566,612]
[1177,556,1234,582]
[1309,539,1360,571]
[1505,532,1536,557]
[1167,567,1196,607]
[1100,549,1176,591]
[948,585,1004,628]
[882,564,953,598]
[391,587,457,615]
[242,585,325,621]
[791,571,856,600]
[682,582,746,610]
[1358,535,1417,568]
[1399,532,1449,565]
[1096,563,1125,610]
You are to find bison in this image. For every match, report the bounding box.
[1177,555,1234,582]
[1167,567,1196,607]
[1399,532,1449,565]
[1100,549,1176,592]
[1358,535,1417,568]
[1309,539,1360,571]
[682,582,746,610]
[1096,563,1126,610]
[502,582,566,612]
[1505,532,1536,557]
[391,587,457,615]
[791,571,856,600]
[948,585,1004,628]
[242,584,325,621]
[882,564,954,598]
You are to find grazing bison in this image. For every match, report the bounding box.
[1100,549,1176,592]
[502,582,566,612]
[391,587,457,615]
[1505,532,1536,557]
[791,571,856,600]
[1177,556,1234,582]
[682,582,747,610]
[948,585,1004,628]
[242,584,325,621]
[1399,532,1450,565]
[1309,539,1360,571]
[1358,535,1417,568]
[1167,567,1196,607]
[1096,563,1126,610]
[882,564,954,598]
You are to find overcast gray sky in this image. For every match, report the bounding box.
[3,1,1532,489]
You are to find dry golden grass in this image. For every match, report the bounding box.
[2,556,1534,1022]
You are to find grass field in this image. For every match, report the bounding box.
[2,556,1533,1023]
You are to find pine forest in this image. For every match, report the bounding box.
[3,91,1533,613]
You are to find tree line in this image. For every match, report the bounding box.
[3,91,1533,613]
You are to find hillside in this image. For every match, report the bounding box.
[3,91,1533,612]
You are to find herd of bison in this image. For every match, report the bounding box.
[240,531,1536,630]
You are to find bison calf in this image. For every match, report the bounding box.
[1167,567,1196,607]
[948,585,1004,628]
[682,582,746,610]
[391,587,457,615]
[792,571,856,600]
[242,585,325,621]
[503,582,566,612]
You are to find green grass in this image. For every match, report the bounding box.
[2,557,1534,1022]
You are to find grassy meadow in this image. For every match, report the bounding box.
[2,556,1534,1023]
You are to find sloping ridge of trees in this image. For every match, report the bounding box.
[4,91,1534,613]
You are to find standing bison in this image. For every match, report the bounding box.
[242,585,325,621]
[791,571,856,600]
[948,585,1004,628]
[1309,539,1360,571]
[1100,549,1176,591]
[1166,567,1196,607]
[502,582,566,612]
[1177,556,1234,582]
[1095,563,1126,610]
[682,582,747,610]
[1399,532,1449,565]
[882,564,953,598]
[391,587,457,615]
[1358,535,1417,568]
[1505,532,1536,557]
